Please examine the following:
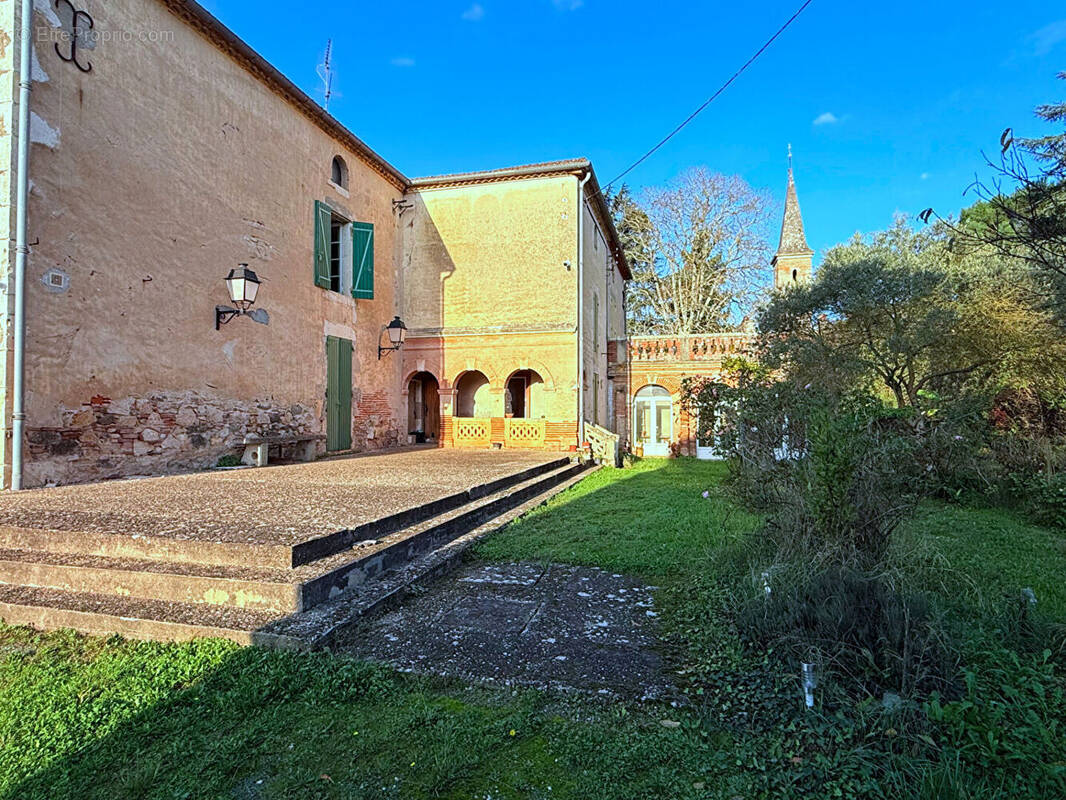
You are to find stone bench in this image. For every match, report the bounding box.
[241,434,325,467]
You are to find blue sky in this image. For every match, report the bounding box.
[201,0,1065,259]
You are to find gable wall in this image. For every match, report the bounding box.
[11,0,405,485]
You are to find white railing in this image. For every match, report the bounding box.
[584,422,620,467]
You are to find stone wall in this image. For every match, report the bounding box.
[24,390,320,485]
[353,387,399,450]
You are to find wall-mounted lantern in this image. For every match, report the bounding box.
[378,316,407,359]
[215,263,261,330]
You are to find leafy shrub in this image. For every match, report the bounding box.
[707,379,925,566]
[990,433,1066,477]
[215,453,241,468]
[737,566,959,700]
[909,392,998,502]
[997,587,1066,661]
[991,386,1066,438]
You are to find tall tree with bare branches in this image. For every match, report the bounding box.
[928,72,1066,321]
[611,168,771,335]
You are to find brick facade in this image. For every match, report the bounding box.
[609,333,754,457]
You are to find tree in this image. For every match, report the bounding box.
[1020,72,1066,173]
[936,72,1066,320]
[610,169,771,335]
[607,186,658,334]
[758,218,1066,409]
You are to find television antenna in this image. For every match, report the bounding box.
[316,40,334,111]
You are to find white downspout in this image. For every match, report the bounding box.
[576,171,591,448]
[11,0,33,490]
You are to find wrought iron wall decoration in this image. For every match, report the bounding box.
[53,0,94,73]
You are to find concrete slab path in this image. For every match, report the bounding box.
[334,561,674,700]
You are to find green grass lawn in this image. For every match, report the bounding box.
[898,500,1066,623]
[474,459,760,580]
[1,459,1063,799]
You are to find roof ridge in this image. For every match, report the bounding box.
[409,158,591,185]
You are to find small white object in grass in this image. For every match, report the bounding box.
[801,662,818,708]
[762,571,772,596]
[701,490,710,498]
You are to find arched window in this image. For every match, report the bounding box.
[792,268,798,282]
[331,155,348,189]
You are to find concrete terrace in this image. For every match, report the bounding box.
[0,449,563,547]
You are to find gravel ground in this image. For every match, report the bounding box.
[0,449,562,546]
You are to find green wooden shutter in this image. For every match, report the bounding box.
[313,201,332,289]
[352,222,374,299]
[326,336,353,451]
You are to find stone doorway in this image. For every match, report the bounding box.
[504,369,544,418]
[407,371,440,444]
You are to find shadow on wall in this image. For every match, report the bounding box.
[399,191,453,444]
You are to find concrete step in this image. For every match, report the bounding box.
[0,461,586,615]
[0,584,296,647]
[0,524,291,569]
[289,460,588,609]
[0,461,594,641]
[288,456,572,566]
[0,548,296,613]
[265,464,601,649]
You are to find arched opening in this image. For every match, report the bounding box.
[455,370,491,418]
[407,371,440,443]
[633,384,672,457]
[331,155,348,189]
[792,268,798,282]
[504,369,544,418]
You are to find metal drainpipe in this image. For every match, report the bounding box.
[11,0,33,490]
[576,171,591,448]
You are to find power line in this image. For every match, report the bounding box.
[602,0,816,192]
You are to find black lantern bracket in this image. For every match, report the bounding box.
[215,305,243,330]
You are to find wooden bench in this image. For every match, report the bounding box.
[241,433,325,467]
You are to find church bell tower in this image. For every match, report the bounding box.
[772,146,814,290]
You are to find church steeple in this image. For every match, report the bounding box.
[772,145,814,290]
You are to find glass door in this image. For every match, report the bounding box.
[634,385,672,457]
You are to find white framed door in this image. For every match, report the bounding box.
[634,385,672,457]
